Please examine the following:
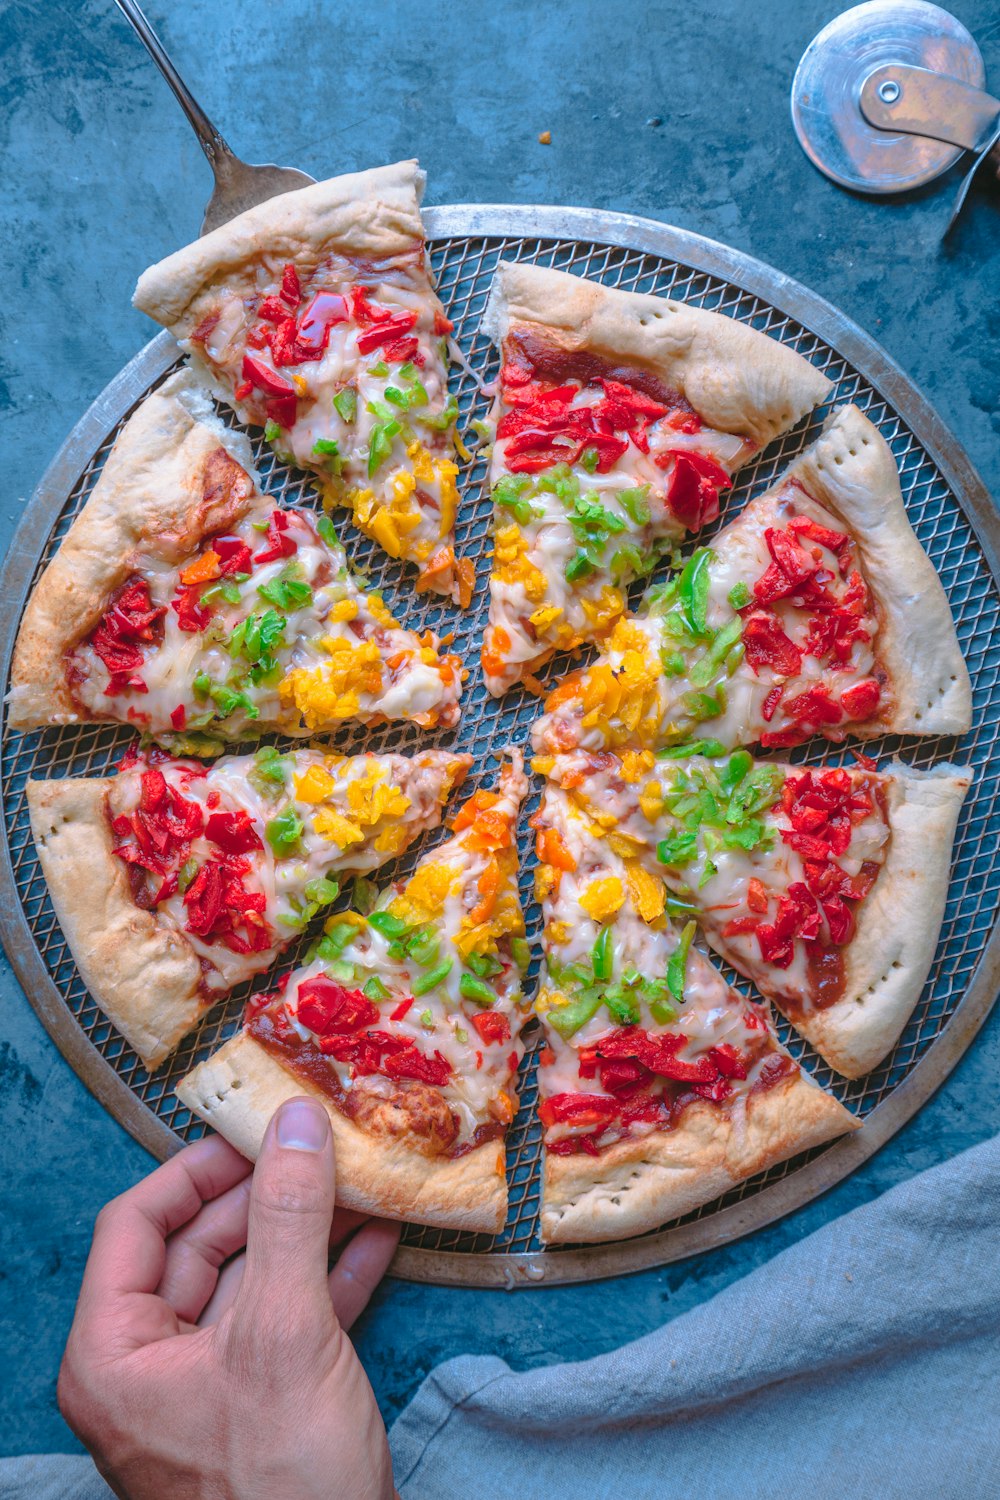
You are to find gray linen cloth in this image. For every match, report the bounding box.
[3,1133,998,1500]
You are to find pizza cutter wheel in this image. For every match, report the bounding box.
[791,1,1000,230]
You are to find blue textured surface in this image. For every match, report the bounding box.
[1,0,998,1458]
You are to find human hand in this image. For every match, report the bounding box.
[59,1098,401,1500]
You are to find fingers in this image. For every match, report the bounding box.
[229,1098,338,1343]
[329,1218,401,1331]
[77,1135,250,1315]
[157,1173,253,1324]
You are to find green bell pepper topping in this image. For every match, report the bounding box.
[313,437,340,456]
[548,989,603,1039]
[728,579,752,610]
[320,921,358,959]
[324,959,358,984]
[565,549,597,584]
[263,419,282,443]
[580,446,600,473]
[421,394,460,431]
[467,950,503,978]
[591,925,613,982]
[657,739,726,760]
[333,388,357,422]
[315,513,339,549]
[265,807,303,856]
[367,910,409,939]
[604,988,640,1026]
[177,858,198,895]
[511,936,532,971]
[649,994,679,1025]
[405,926,440,967]
[459,973,496,1007]
[352,876,378,914]
[363,976,390,1002]
[678,548,713,638]
[617,486,651,526]
[657,830,699,867]
[419,1008,434,1027]
[257,567,313,612]
[610,542,645,580]
[412,957,454,996]
[367,418,401,476]
[303,876,339,907]
[368,361,389,377]
[666,919,697,1003]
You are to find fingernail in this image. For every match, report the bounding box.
[276,1098,329,1152]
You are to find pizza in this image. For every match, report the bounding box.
[534,404,971,756]
[478,261,833,695]
[539,745,971,1078]
[8,371,464,746]
[132,162,474,605]
[28,745,470,1068]
[529,779,857,1243]
[177,752,529,1233]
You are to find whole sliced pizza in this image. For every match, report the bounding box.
[133,162,474,604]
[9,371,464,747]
[534,404,971,756]
[479,261,833,695]
[177,752,529,1233]
[28,745,469,1068]
[530,779,857,1242]
[539,746,970,1078]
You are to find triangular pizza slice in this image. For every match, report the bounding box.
[133,162,473,603]
[9,371,464,745]
[28,745,470,1068]
[530,781,857,1244]
[541,746,970,1078]
[534,404,971,755]
[479,261,832,694]
[177,752,529,1233]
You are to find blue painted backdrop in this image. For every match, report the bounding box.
[1,0,998,1456]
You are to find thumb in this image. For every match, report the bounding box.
[232,1096,338,1339]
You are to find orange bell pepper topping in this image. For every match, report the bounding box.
[179,550,221,586]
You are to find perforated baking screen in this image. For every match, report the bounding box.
[2,207,997,1287]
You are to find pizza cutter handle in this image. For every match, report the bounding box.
[112,0,238,176]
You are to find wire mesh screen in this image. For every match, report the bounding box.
[2,220,997,1281]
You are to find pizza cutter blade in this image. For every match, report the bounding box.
[790,0,986,195]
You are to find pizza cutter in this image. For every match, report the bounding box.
[791,1,1000,232]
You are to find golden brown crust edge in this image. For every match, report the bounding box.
[27,778,206,1070]
[541,1067,857,1244]
[798,763,971,1079]
[481,260,832,450]
[8,369,260,731]
[134,162,426,331]
[782,404,972,737]
[176,1032,508,1233]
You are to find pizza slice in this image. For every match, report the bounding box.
[28,745,470,1068]
[530,781,857,1244]
[9,370,464,745]
[479,261,832,694]
[534,404,971,755]
[133,162,473,604]
[176,752,529,1233]
[541,745,970,1078]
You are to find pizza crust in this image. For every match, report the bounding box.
[541,1064,857,1244]
[133,162,426,331]
[176,1031,508,1233]
[775,404,971,737]
[793,762,971,1079]
[481,261,832,449]
[27,778,207,1069]
[8,369,259,730]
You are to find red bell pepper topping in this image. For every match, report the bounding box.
[742,612,803,677]
[240,355,298,428]
[659,451,731,531]
[90,577,166,696]
[253,509,298,564]
[205,809,263,856]
[280,263,302,307]
[296,977,378,1037]
[389,997,415,1022]
[111,767,204,878]
[183,855,271,955]
[538,1093,619,1129]
[840,677,881,720]
[170,704,186,731]
[470,1011,512,1047]
[213,535,254,575]
[171,584,214,634]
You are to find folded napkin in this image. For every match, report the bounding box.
[4,1134,998,1499]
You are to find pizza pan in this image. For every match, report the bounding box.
[2,205,998,1288]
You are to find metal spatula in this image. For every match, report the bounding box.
[113,0,315,235]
